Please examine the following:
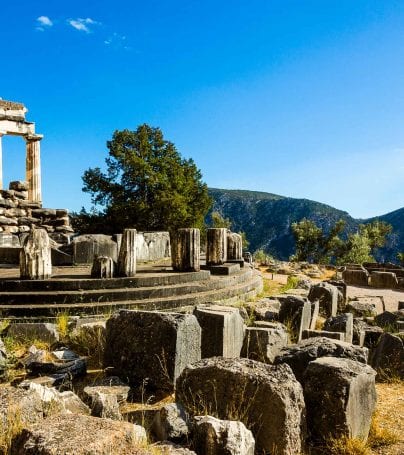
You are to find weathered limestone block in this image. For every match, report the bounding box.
[171,228,200,272]
[193,305,244,358]
[326,279,347,310]
[369,332,404,379]
[83,384,130,419]
[136,231,171,261]
[69,321,106,367]
[323,313,354,344]
[241,327,288,363]
[347,301,377,317]
[274,337,368,383]
[7,322,59,344]
[72,234,118,264]
[253,297,280,321]
[375,310,404,329]
[152,403,190,442]
[342,269,369,286]
[193,415,255,455]
[20,228,52,279]
[206,228,227,266]
[91,255,114,278]
[278,296,311,342]
[104,310,201,391]
[27,382,90,415]
[370,271,398,288]
[309,300,319,330]
[11,414,147,455]
[0,215,18,225]
[9,180,29,191]
[0,386,58,430]
[176,357,306,455]
[227,232,243,260]
[302,329,345,341]
[117,228,137,277]
[308,282,338,317]
[304,357,376,443]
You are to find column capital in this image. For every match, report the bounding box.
[25,134,43,143]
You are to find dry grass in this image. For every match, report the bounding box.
[368,412,399,449]
[322,436,370,455]
[0,406,23,455]
[56,312,70,339]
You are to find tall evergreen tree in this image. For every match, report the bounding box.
[77,125,211,233]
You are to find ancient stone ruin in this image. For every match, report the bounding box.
[0,99,401,455]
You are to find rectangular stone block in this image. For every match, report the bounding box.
[342,269,369,286]
[104,310,201,392]
[193,305,245,358]
[304,357,377,442]
[370,271,398,289]
[241,327,287,363]
[7,322,59,344]
[302,329,345,342]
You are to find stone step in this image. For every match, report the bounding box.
[0,269,211,292]
[0,268,254,305]
[0,272,263,317]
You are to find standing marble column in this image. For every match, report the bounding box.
[206,228,228,266]
[25,134,43,204]
[0,132,4,190]
[117,229,137,277]
[227,232,243,260]
[20,228,52,279]
[171,228,200,272]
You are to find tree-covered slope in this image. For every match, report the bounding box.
[208,188,403,262]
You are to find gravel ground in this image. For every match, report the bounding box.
[346,285,404,313]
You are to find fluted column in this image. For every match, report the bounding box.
[0,132,5,190]
[117,229,137,277]
[227,232,243,260]
[171,228,200,272]
[206,228,228,266]
[25,134,43,204]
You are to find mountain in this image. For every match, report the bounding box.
[208,188,404,262]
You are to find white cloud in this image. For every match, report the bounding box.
[68,18,100,33]
[104,32,131,50]
[36,16,53,31]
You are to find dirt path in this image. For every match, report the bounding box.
[346,285,403,313]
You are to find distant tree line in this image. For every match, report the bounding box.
[290,218,394,265]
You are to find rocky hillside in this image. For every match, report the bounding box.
[208,188,404,262]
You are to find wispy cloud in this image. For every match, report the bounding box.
[36,16,53,31]
[104,32,131,50]
[68,18,100,33]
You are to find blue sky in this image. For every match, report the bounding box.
[0,0,403,219]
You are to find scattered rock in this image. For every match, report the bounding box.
[7,322,59,344]
[323,313,354,344]
[278,295,311,342]
[152,403,190,442]
[369,332,404,379]
[241,326,287,363]
[176,357,306,454]
[193,415,255,455]
[274,337,368,383]
[347,301,377,318]
[302,329,345,341]
[84,384,130,420]
[308,282,338,318]
[104,310,201,391]
[11,414,147,455]
[193,305,245,358]
[375,310,403,329]
[304,357,376,443]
